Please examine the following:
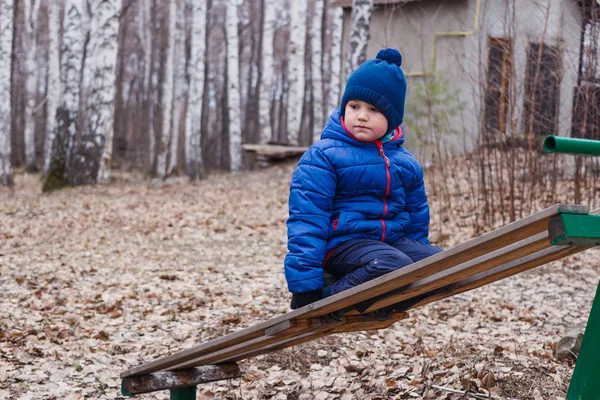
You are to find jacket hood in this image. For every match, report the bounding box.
[320,108,405,146]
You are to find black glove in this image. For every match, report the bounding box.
[290,289,322,309]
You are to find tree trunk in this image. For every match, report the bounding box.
[70,0,121,185]
[328,6,344,114]
[168,0,186,176]
[43,0,85,191]
[23,0,40,171]
[155,0,176,178]
[311,0,325,142]
[226,0,242,171]
[185,0,207,180]
[258,0,276,144]
[42,0,61,176]
[286,0,307,145]
[140,0,154,173]
[346,0,373,76]
[0,0,13,186]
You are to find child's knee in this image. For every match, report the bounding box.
[367,252,412,273]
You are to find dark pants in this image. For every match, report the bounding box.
[324,237,442,297]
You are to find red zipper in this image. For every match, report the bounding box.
[376,141,391,241]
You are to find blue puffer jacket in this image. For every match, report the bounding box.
[284,108,431,293]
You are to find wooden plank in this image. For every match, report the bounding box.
[172,317,344,370]
[121,204,587,377]
[121,364,241,395]
[409,208,600,310]
[329,312,409,333]
[265,320,297,337]
[356,232,550,313]
[399,245,587,312]
[220,312,410,363]
[242,144,308,157]
[222,331,330,364]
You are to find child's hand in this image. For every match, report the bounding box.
[290,290,322,309]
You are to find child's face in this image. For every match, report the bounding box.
[344,100,388,142]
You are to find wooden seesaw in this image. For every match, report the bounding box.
[120,135,600,399]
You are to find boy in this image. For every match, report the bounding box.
[284,48,442,310]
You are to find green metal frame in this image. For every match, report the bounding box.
[544,135,600,156]
[544,136,600,399]
[567,284,600,400]
[550,214,600,246]
[170,386,196,400]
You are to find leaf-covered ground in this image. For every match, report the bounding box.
[1,164,598,400]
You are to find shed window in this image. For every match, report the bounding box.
[522,43,561,136]
[484,38,511,134]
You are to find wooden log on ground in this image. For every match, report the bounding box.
[121,363,241,395]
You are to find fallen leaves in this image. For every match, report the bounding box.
[0,164,598,399]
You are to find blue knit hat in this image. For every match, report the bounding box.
[341,48,407,133]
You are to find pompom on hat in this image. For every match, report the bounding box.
[341,48,407,133]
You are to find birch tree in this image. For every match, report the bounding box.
[139,0,154,172]
[311,0,325,142]
[167,0,186,176]
[328,6,344,114]
[258,0,276,144]
[0,0,13,186]
[43,0,85,191]
[70,0,121,185]
[346,0,373,76]
[23,0,40,171]
[226,0,242,171]
[43,0,61,176]
[185,0,207,180]
[286,0,308,145]
[156,0,176,178]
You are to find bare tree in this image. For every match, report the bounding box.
[346,0,373,75]
[311,0,325,142]
[43,0,86,191]
[168,0,186,176]
[42,0,61,176]
[286,0,308,145]
[23,0,40,171]
[259,0,276,144]
[185,0,207,180]
[0,0,13,186]
[328,5,344,113]
[155,0,177,178]
[138,0,154,173]
[226,0,242,171]
[69,0,121,185]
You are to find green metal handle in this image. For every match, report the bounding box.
[543,136,600,156]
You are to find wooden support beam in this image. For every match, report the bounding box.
[217,312,410,363]
[329,312,409,333]
[121,364,241,396]
[172,316,345,369]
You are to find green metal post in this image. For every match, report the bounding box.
[567,284,600,399]
[543,135,600,156]
[543,137,600,398]
[170,386,196,400]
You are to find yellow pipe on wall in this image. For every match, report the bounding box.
[405,0,481,77]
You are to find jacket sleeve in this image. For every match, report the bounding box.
[284,147,337,294]
[403,160,431,244]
